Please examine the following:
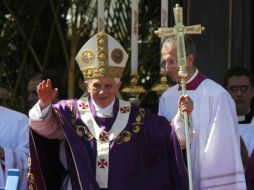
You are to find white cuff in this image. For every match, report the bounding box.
[173,111,194,148]
[29,102,52,120]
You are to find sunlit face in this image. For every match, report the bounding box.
[87,76,119,108]
[227,75,254,115]
[161,41,194,82]
[161,42,179,82]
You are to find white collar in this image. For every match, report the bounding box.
[186,68,199,83]
[92,98,115,118]
[238,109,251,122]
[238,115,245,122]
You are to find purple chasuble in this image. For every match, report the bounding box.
[246,149,254,189]
[29,129,66,189]
[29,97,188,190]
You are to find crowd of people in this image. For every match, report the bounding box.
[0,31,253,190]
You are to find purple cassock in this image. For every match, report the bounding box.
[28,97,188,190]
[246,149,254,189]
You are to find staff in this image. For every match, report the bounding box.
[155,4,205,190]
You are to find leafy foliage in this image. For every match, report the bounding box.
[0,0,162,113]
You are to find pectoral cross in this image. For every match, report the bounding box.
[155,4,205,190]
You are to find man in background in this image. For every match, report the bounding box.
[224,66,254,182]
[27,70,64,111]
[224,66,254,157]
[0,98,29,189]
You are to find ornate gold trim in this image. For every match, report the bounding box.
[115,108,145,144]
[80,50,95,65]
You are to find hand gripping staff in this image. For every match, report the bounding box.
[155,4,205,190]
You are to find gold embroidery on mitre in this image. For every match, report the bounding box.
[81,50,95,65]
[97,32,108,71]
[111,48,124,64]
[77,32,127,79]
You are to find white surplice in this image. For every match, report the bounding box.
[0,106,29,189]
[158,69,246,190]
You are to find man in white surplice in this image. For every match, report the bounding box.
[224,66,254,164]
[158,35,246,189]
[0,106,29,189]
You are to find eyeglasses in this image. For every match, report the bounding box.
[228,85,250,93]
[160,60,178,68]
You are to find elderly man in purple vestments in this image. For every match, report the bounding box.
[28,32,193,190]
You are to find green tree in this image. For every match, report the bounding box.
[0,0,162,113]
[0,0,97,112]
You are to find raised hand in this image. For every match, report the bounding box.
[37,79,58,109]
[178,95,193,116]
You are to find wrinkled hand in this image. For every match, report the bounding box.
[178,95,193,117]
[37,79,58,109]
